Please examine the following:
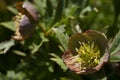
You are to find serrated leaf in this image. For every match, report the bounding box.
[0,39,15,54]
[50,53,68,71]
[52,26,69,50]
[0,21,15,31]
[31,33,48,54]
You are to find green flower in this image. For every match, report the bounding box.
[62,30,109,74]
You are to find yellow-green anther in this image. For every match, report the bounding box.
[75,41,100,69]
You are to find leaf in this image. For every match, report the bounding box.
[50,53,68,71]
[46,0,53,17]
[34,0,46,17]
[53,0,64,23]
[0,39,15,54]
[110,30,120,54]
[7,6,18,14]
[110,31,120,62]
[7,71,16,79]
[79,6,92,19]
[31,33,49,54]
[110,51,120,62]
[52,25,69,50]
[0,73,7,80]
[13,50,26,56]
[0,21,15,31]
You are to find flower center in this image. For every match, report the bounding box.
[75,41,100,70]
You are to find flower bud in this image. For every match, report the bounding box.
[12,13,35,40]
[16,1,38,22]
[12,1,38,40]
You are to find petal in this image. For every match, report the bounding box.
[62,50,98,74]
[62,50,81,74]
[12,15,35,40]
[84,30,108,55]
[68,33,89,55]
[68,30,108,55]
[16,1,38,22]
[23,1,38,22]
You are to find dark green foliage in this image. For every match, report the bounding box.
[0,0,120,80]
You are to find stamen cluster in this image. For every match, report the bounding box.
[75,41,100,70]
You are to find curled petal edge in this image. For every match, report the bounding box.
[62,49,109,74]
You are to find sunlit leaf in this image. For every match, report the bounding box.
[7,71,16,79]
[79,6,92,19]
[13,50,26,56]
[0,39,15,54]
[52,25,69,50]
[50,53,68,71]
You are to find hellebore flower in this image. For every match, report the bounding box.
[16,1,38,22]
[62,30,109,74]
[12,13,35,40]
[12,1,38,40]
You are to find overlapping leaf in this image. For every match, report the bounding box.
[110,30,120,62]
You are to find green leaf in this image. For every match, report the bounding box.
[110,51,120,62]
[30,33,49,54]
[0,73,7,80]
[46,0,53,17]
[52,25,69,50]
[79,6,92,19]
[0,21,15,31]
[50,53,68,71]
[7,6,18,14]
[110,30,120,54]
[7,71,16,79]
[0,39,15,54]
[53,0,64,23]
[34,0,46,17]
[109,31,120,62]
[13,50,26,56]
